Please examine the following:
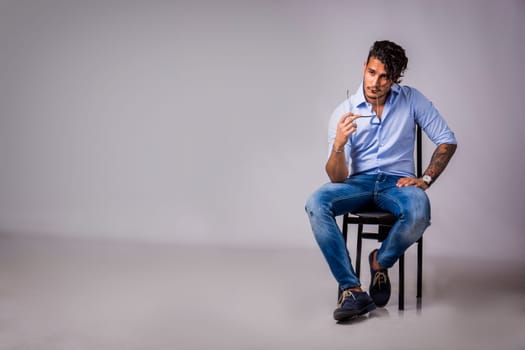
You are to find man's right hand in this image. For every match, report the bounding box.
[333,113,361,151]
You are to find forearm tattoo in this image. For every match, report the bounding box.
[425,143,457,180]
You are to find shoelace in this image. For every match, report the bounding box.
[372,270,387,287]
[338,289,356,307]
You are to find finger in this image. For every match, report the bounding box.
[340,113,362,124]
[343,120,358,129]
[344,114,362,124]
[339,112,354,123]
[396,177,415,187]
[396,178,407,186]
[342,123,358,135]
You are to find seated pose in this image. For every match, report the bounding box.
[305,40,457,322]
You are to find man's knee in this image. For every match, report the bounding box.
[305,191,324,217]
[305,185,336,218]
[399,188,431,226]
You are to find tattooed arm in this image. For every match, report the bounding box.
[423,143,457,183]
[396,143,457,190]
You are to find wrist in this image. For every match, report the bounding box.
[422,174,433,187]
[332,145,345,153]
[332,141,346,153]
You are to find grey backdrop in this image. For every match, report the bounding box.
[1,0,524,263]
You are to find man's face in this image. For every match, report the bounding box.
[363,57,394,103]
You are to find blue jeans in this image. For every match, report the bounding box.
[305,173,431,290]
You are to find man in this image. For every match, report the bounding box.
[305,40,457,322]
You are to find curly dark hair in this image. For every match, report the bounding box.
[367,40,408,83]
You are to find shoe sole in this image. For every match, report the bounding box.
[333,302,376,321]
[373,299,389,308]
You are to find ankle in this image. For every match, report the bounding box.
[372,251,383,271]
[345,286,363,293]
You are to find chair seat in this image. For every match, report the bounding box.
[346,211,397,225]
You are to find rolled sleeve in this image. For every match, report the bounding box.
[412,88,457,146]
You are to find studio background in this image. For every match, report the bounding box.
[1,0,524,264]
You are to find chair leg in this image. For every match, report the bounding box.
[417,238,423,299]
[398,253,405,310]
[355,224,363,278]
[342,215,348,243]
[338,215,349,301]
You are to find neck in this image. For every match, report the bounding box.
[367,97,384,106]
[362,85,391,107]
[366,92,389,118]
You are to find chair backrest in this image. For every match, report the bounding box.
[416,124,422,178]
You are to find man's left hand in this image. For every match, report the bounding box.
[396,177,429,190]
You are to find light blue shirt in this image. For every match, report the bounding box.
[328,83,457,177]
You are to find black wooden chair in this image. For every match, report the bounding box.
[340,126,424,310]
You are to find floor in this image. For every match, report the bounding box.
[0,235,524,350]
